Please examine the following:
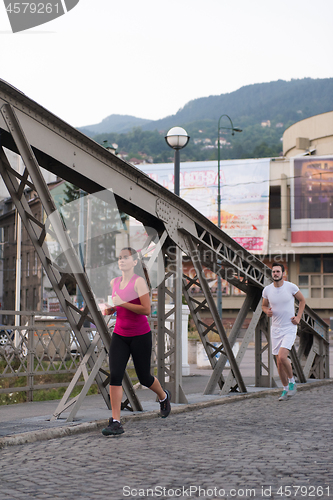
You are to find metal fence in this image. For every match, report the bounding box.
[0,311,158,403]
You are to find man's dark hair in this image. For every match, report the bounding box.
[272,262,285,273]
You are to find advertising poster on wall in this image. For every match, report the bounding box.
[140,159,270,255]
[291,156,333,245]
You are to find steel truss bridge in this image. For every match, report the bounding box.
[0,79,329,421]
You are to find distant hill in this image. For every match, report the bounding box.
[142,77,333,131]
[79,78,333,163]
[79,114,152,137]
[79,78,333,135]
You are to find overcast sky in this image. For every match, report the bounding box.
[0,0,332,128]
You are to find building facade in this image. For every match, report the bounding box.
[0,190,43,323]
[283,111,333,158]
[138,155,333,329]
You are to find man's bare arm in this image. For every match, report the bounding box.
[291,290,306,325]
[262,297,272,317]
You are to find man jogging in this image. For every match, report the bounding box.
[262,263,306,401]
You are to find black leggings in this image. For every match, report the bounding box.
[109,331,155,388]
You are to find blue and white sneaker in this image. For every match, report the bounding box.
[278,390,288,401]
[288,382,297,397]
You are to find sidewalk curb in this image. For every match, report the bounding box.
[1,379,332,449]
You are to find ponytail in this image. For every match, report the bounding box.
[122,247,151,290]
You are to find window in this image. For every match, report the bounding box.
[26,253,30,277]
[6,258,9,280]
[269,186,281,229]
[0,227,3,260]
[25,289,29,310]
[299,255,321,273]
[33,252,38,275]
[33,288,37,310]
[323,255,333,273]
[298,254,333,299]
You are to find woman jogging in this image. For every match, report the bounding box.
[102,247,171,436]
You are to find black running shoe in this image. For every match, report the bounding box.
[159,390,171,418]
[102,418,124,436]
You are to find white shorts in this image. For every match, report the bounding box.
[271,331,296,356]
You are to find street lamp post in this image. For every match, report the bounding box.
[165,126,190,402]
[165,127,190,196]
[217,115,242,320]
[76,188,85,311]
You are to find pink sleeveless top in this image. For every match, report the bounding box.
[112,274,150,337]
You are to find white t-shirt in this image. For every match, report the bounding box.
[262,281,299,336]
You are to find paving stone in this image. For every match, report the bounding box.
[0,385,332,500]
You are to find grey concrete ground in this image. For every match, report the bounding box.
[0,383,332,500]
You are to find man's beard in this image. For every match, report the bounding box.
[273,275,283,281]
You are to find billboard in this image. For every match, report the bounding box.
[140,159,270,254]
[291,156,333,245]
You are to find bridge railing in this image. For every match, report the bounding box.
[0,311,158,404]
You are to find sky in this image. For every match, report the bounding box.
[0,0,332,129]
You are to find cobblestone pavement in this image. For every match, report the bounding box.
[0,384,332,500]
